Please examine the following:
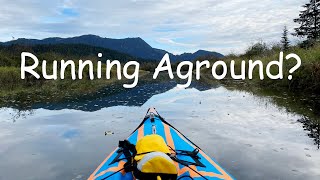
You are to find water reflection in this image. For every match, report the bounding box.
[298,116,320,149]
[32,81,178,111]
[0,80,320,180]
[222,81,320,150]
[1,79,219,112]
[1,108,35,123]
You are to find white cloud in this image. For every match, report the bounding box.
[0,0,307,54]
[156,38,197,48]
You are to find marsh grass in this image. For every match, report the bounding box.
[202,42,320,93]
[0,57,148,102]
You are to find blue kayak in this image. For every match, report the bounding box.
[89,108,234,180]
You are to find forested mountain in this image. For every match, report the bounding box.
[2,35,224,61]
[0,44,145,67]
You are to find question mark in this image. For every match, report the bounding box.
[286,53,301,80]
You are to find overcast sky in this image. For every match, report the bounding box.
[0,0,307,54]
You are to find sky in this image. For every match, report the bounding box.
[0,0,307,54]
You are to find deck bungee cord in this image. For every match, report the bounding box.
[101,142,208,179]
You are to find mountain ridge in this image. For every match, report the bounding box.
[1,34,224,61]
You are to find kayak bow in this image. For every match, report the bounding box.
[89,108,234,180]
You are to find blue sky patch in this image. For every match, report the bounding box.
[61,8,79,17]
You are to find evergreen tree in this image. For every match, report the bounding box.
[281,26,290,50]
[293,0,320,41]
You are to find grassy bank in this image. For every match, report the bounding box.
[0,44,150,107]
[0,65,149,97]
[202,42,320,94]
[0,67,149,112]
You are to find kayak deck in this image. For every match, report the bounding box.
[89,108,234,180]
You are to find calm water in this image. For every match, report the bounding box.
[0,80,319,180]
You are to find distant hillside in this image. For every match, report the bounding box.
[178,50,224,60]
[2,35,224,61]
[0,44,143,67]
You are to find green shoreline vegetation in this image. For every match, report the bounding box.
[0,44,150,104]
[199,41,320,94]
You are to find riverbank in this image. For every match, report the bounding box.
[0,66,149,110]
[200,42,320,94]
[0,44,153,108]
